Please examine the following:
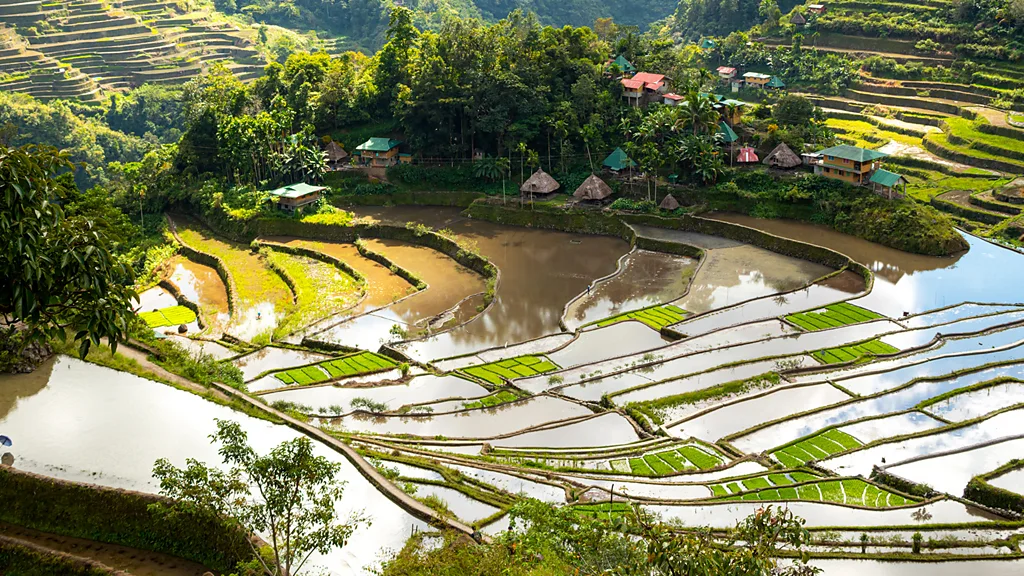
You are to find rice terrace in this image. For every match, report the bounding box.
[2,0,1024,573]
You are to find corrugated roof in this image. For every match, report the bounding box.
[663,92,684,101]
[621,78,644,90]
[716,66,737,74]
[870,169,904,187]
[267,183,327,199]
[817,144,889,162]
[743,72,771,80]
[610,55,635,72]
[766,76,786,88]
[631,72,665,84]
[355,137,401,152]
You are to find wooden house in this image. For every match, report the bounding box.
[573,174,614,203]
[870,169,907,199]
[813,144,888,185]
[520,168,560,198]
[808,3,827,14]
[742,72,771,89]
[621,72,667,106]
[663,92,684,105]
[355,137,403,167]
[266,183,326,212]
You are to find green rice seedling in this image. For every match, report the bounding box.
[797,483,823,501]
[711,484,728,497]
[496,359,519,368]
[794,440,830,460]
[531,360,558,373]
[818,481,846,503]
[790,471,819,483]
[657,451,689,471]
[806,435,845,456]
[842,479,868,505]
[678,446,722,469]
[823,429,862,450]
[510,365,537,377]
[464,367,504,386]
[643,454,674,475]
[742,476,772,491]
[758,489,781,500]
[629,458,654,476]
[768,474,793,486]
[773,451,805,468]
[276,372,295,384]
[778,487,799,499]
[726,482,741,494]
[518,356,543,366]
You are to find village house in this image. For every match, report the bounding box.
[354,137,409,168]
[716,66,737,82]
[766,76,786,90]
[663,92,684,105]
[742,72,771,89]
[808,3,827,14]
[621,72,668,106]
[266,183,326,212]
[813,144,889,186]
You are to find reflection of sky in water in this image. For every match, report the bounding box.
[882,310,1024,349]
[734,363,1024,452]
[926,381,1024,422]
[824,408,1024,476]
[854,234,1024,316]
[888,436,1024,495]
[840,335,1024,395]
[902,303,1023,328]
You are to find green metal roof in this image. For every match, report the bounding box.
[869,169,904,188]
[700,39,716,49]
[603,147,636,170]
[817,144,889,163]
[717,121,739,143]
[266,182,327,199]
[719,98,747,106]
[609,55,635,73]
[355,137,401,152]
[766,76,786,88]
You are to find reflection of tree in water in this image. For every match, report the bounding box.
[569,251,696,323]
[0,355,55,421]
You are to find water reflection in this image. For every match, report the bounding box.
[352,206,629,357]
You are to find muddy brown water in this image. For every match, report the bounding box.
[0,522,209,576]
[563,249,698,330]
[263,237,414,309]
[164,256,230,318]
[362,238,485,325]
[351,206,630,358]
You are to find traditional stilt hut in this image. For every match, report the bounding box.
[659,194,680,211]
[573,174,614,203]
[520,168,560,199]
[763,143,802,169]
[324,141,348,170]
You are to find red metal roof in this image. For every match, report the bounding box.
[737,147,759,163]
[621,78,644,90]
[716,66,737,75]
[631,72,665,84]
[663,92,684,101]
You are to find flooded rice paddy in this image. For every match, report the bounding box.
[11,208,1024,572]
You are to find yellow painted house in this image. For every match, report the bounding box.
[813,144,889,186]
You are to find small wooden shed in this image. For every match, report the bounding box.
[763,143,802,169]
[573,174,613,202]
[659,194,680,210]
[520,168,560,197]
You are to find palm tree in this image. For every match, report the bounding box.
[676,91,719,136]
[473,155,501,181]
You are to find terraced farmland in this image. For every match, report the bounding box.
[138,304,196,328]
[0,0,267,100]
[594,303,690,330]
[11,207,1024,573]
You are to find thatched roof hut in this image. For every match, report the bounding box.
[659,194,680,210]
[763,143,802,169]
[790,11,806,25]
[520,168,560,196]
[324,141,348,162]
[573,174,613,202]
